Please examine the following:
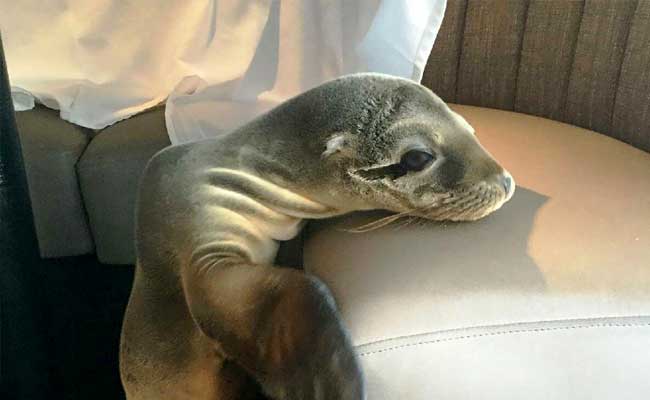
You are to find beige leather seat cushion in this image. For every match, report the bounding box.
[304,105,650,399]
[77,107,170,264]
[16,106,94,257]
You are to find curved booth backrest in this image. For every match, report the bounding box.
[424,0,650,152]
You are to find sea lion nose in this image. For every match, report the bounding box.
[498,171,515,200]
[501,174,512,194]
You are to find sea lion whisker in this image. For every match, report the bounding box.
[342,210,413,233]
[393,216,420,231]
[342,201,438,233]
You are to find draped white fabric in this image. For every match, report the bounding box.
[2,0,446,143]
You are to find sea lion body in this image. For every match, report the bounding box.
[119,74,515,399]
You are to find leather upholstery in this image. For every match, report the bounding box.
[77,106,170,264]
[304,105,650,399]
[15,106,93,257]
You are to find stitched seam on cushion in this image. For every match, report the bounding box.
[358,321,650,357]
[358,315,650,348]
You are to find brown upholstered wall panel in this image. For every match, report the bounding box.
[612,0,650,152]
[564,0,637,134]
[422,0,468,102]
[456,0,529,109]
[515,0,584,120]
[422,0,649,152]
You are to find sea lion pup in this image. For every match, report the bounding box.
[119,73,515,400]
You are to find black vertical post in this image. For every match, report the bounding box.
[0,34,49,399]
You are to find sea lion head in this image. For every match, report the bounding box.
[318,73,515,221]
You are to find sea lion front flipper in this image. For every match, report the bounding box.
[181,257,365,400]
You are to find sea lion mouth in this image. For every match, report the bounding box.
[419,182,510,222]
[342,181,512,233]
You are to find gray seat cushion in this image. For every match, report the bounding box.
[77,106,170,264]
[16,106,93,257]
[304,105,650,399]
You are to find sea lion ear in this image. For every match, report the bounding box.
[322,132,356,159]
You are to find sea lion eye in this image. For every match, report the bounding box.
[400,150,435,172]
